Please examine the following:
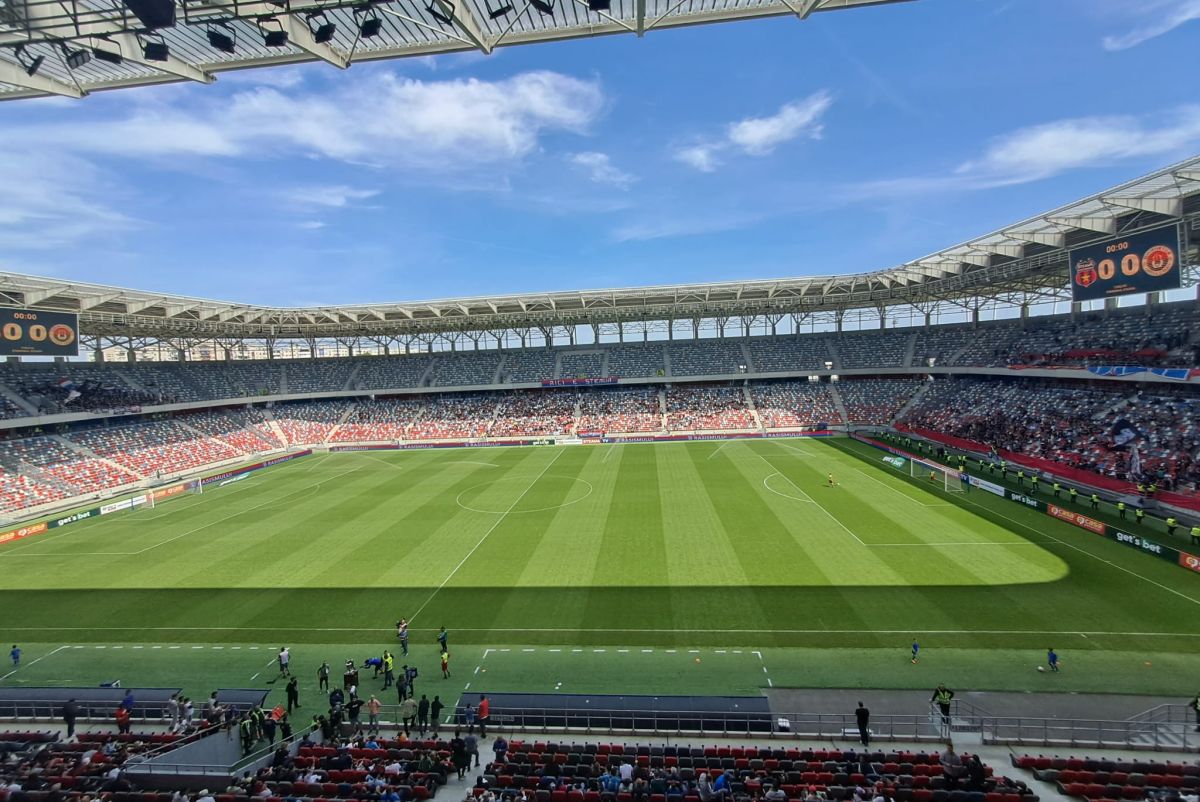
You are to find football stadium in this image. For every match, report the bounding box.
[2,0,1200,799]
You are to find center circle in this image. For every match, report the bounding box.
[455,475,594,514]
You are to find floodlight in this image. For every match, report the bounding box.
[124,0,176,30]
[485,0,512,17]
[529,0,554,15]
[60,43,91,69]
[207,23,236,53]
[92,43,124,64]
[306,11,336,43]
[140,34,169,60]
[359,14,382,36]
[259,17,289,47]
[14,45,44,76]
[426,1,453,26]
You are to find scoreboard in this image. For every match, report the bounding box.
[1069,224,1182,302]
[0,308,79,357]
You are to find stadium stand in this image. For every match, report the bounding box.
[502,351,560,384]
[274,400,356,445]
[490,390,577,437]
[560,351,606,379]
[481,742,1037,802]
[834,332,909,369]
[669,340,745,377]
[577,386,662,434]
[837,378,925,425]
[331,398,424,442]
[0,435,136,506]
[1011,753,1196,802]
[182,408,283,453]
[407,394,498,440]
[70,419,243,477]
[284,737,451,800]
[666,385,753,431]
[430,352,502,388]
[747,337,831,374]
[606,343,666,379]
[352,355,437,392]
[911,326,975,368]
[287,358,358,394]
[0,363,158,413]
[751,381,838,429]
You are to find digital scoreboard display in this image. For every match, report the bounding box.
[1069,224,1182,302]
[0,309,80,357]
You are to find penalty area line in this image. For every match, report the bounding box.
[0,644,69,681]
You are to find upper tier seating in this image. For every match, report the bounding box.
[430,352,502,388]
[669,340,744,377]
[352,355,437,391]
[835,332,909,369]
[607,343,665,378]
[747,337,831,374]
[502,351,559,383]
[560,352,606,379]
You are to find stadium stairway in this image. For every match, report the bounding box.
[828,385,850,425]
[742,386,764,432]
[662,346,673,379]
[902,333,917,368]
[113,366,154,396]
[657,388,668,431]
[825,338,842,370]
[262,412,290,446]
[739,341,755,374]
[342,360,365,392]
[324,403,361,444]
[600,349,611,378]
[0,379,40,416]
[892,382,933,423]
[945,336,978,367]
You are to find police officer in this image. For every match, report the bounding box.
[1117,500,1126,519]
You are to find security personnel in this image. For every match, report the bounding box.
[931,684,954,726]
[999,459,1007,478]
[1167,517,1178,536]
[1191,524,1200,546]
[1117,501,1126,519]
[1137,482,1146,497]
[1090,493,1100,510]
[1136,507,1145,526]
[1016,470,1026,487]
[1069,487,1078,505]
[1052,481,1061,499]
[1031,475,1040,493]
[382,651,395,689]
[1149,483,1158,497]
[239,715,256,755]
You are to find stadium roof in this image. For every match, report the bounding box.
[1,155,1198,341]
[0,0,906,101]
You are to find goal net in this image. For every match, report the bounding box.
[910,457,965,493]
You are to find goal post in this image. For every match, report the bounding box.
[910,457,965,493]
[185,478,203,495]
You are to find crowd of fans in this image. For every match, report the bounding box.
[490,392,576,438]
[900,379,1200,491]
[837,380,925,426]
[577,387,662,434]
[751,382,838,429]
[665,386,754,432]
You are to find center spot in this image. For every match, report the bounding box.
[455,475,594,514]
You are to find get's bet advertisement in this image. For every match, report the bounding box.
[1069,224,1182,302]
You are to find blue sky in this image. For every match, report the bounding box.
[1,0,1198,306]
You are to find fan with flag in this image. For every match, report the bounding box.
[57,378,82,404]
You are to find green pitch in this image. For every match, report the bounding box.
[3,437,1199,701]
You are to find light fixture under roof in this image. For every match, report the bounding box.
[426,1,453,26]
[207,21,236,53]
[306,10,336,43]
[258,16,289,47]
[529,0,554,16]
[60,43,92,69]
[14,45,45,76]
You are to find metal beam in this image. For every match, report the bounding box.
[635,0,646,35]
[1046,214,1116,234]
[93,34,214,83]
[0,56,84,97]
[429,0,493,53]
[1101,195,1182,218]
[279,14,350,68]
[1004,228,1065,248]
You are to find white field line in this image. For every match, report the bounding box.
[602,446,617,464]
[409,448,564,623]
[755,452,864,545]
[364,454,404,470]
[10,626,1200,638]
[761,472,815,504]
[707,440,736,460]
[0,644,68,681]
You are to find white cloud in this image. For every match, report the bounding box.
[673,90,833,171]
[1102,0,1200,50]
[7,70,605,171]
[957,105,1200,185]
[569,152,636,188]
[673,144,721,173]
[727,92,833,156]
[283,186,381,208]
[298,221,329,230]
[848,104,1200,202]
